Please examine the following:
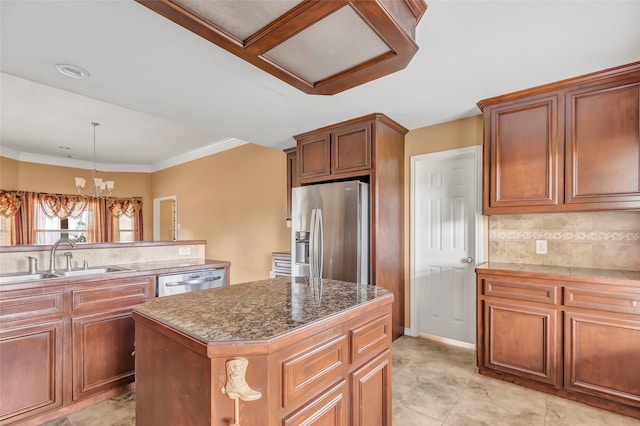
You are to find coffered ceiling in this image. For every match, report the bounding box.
[1,1,639,172]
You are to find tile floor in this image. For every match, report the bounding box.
[43,335,639,425]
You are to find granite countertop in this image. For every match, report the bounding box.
[477,262,640,283]
[133,276,392,343]
[0,258,230,290]
[122,258,229,274]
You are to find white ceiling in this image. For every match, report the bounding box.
[1,1,639,173]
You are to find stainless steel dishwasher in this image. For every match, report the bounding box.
[156,268,226,297]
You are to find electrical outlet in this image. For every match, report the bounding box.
[535,240,547,254]
[178,247,191,256]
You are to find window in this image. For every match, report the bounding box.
[113,214,135,242]
[0,215,12,246]
[34,205,90,245]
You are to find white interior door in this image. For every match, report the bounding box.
[411,146,481,344]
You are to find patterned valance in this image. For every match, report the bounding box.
[107,197,143,217]
[38,193,87,219]
[0,190,22,218]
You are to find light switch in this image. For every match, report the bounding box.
[535,240,547,254]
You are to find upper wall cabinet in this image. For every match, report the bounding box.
[478,61,640,214]
[296,118,373,184]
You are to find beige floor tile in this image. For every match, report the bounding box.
[393,402,443,425]
[444,374,546,426]
[544,394,640,426]
[392,360,470,421]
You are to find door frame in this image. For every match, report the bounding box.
[153,195,178,241]
[408,145,483,338]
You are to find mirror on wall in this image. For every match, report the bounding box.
[153,196,178,241]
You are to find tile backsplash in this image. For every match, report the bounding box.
[489,211,640,271]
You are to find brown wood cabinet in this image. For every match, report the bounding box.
[0,274,154,426]
[285,147,298,221]
[0,320,64,423]
[134,291,393,426]
[292,113,407,340]
[478,61,640,214]
[297,120,372,184]
[477,267,640,419]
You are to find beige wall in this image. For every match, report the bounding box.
[403,115,484,328]
[0,157,153,240]
[151,143,290,284]
[0,156,19,189]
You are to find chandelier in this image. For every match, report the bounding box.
[75,122,114,198]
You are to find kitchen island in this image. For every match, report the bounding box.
[132,276,394,426]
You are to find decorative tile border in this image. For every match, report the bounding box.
[490,230,640,243]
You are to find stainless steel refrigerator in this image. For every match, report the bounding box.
[291,180,368,283]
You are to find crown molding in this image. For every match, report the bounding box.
[0,137,249,173]
[150,137,248,172]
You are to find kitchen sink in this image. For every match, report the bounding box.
[57,266,133,277]
[0,272,60,284]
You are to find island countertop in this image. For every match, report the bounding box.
[133,276,393,344]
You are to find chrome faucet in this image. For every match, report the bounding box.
[49,238,77,273]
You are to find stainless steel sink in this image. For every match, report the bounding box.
[57,266,133,277]
[0,272,60,284]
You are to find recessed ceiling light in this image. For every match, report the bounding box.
[55,64,90,79]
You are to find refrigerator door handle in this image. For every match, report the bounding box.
[309,209,317,278]
[317,209,323,279]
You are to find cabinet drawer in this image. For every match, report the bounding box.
[0,292,64,324]
[349,314,391,364]
[282,380,347,426]
[71,277,154,313]
[564,285,640,314]
[282,334,347,409]
[482,277,559,304]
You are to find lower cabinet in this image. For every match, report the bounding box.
[477,269,640,419]
[72,309,137,401]
[350,350,391,426]
[0,275,154,425]
[482,300,559,387]
[564,310,640,408]
[0,321,64,423]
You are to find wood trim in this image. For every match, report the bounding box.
[477,61,640,110]
[135,0,427,95]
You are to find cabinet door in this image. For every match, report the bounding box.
[72,309,136,401]
[0,321,63,423]
[482,300,560,387]
[484,95,562,213]
[285,147,298,221]
[331,121,372,175]
[298,131,331,181]
[565,80,640,208]
[350,350,391,426]
[564,310,640,407]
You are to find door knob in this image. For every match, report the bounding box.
[464,257,473,264]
